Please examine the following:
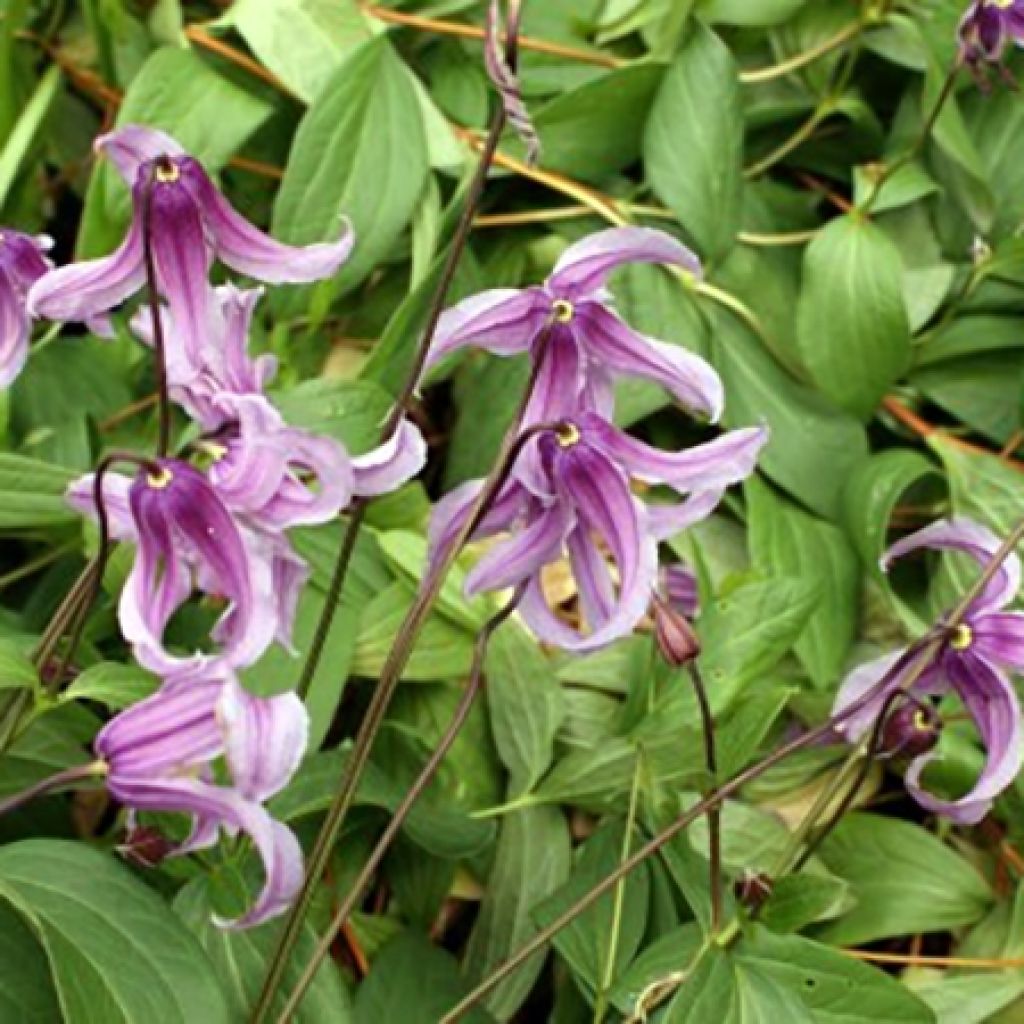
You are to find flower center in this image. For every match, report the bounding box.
[554,422,581,448]
[552,299,575,323]
[912,709,931,732]
[154,157,180,184]
[949,623,974,651]
[989,0,1015,8]
[146,466,174,489]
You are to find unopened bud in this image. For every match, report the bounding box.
[733,870,773,911]
[654,597,701,667]
[880,702,941,759]
[118,825,174,868]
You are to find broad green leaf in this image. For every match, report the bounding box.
[815,813,993,945]
[0,899,61,1021]
[0,639,36,692]
[353,930,491,1024]
[175,877,353,1023]
[0,454,76,530]
[759,874,850,934]
[272,37,428,300]
[463,808,572,1019]
[698,0,807,25]
[710,316,869,519]
[796,215,911,419]
[911,974,1024,1024]
[271,378,393,455]
[226,0,371,103]
[77,47,271,257]
[484,623,566,796]
[62,662,158,709]
[645,20,743,261]
[0,840,230,1023]
[746,478,859,687]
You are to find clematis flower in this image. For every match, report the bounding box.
[662,562,699,618]
[429,412,766,651]
[27,124,353,379]
[0,230,52,387]
[95,664,308,928]
[957,0,1024,74]
[833,518,1024,825]
[68,459,276,673]
[424,226,721,427]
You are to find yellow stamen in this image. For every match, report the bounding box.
[552,299,575,323]
[154,158,180,184]
[950,623,974,651]
[555,422,580,448]
[146,466,174,490]
[912,709,930,732]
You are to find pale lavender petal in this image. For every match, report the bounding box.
[425,287,547,370]
[27,217,145,322]
[351,419,427,498]
[832,651,912,742]
[567,527,615,625]
[647,489,724,542]
[66,470,137,542]
[0,268,29,387]
[576,304,723,420]
[464,500,572,595]
[181,159,353,283]
[547,226,702,299]
[972,611,1024,670]
[219,677,309,803]
[663,563,699,617]
[96,124,184,185]
[907,654,1023,825]
[883,517,1021,613]
[427,478,524,571]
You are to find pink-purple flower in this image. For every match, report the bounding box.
[834,518,1024,825]
[0,229,52,387]
[958,0,1024,72]
[95,663,307,928]
[27,125,352,377]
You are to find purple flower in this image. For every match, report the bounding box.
[0,230,52,387]
[429,412,766,651]
[662,562,699,618]
[958,0,1024,71]
[833,518,1024,825]
[27,125,353,377]
[95,664,308,928]
[424,227,721,427]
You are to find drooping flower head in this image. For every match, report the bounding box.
[430,413,766,651]
[425,226,722,428]
[27,125,353,378]
[957,0,1024,78]
[834,518,1024,825]
[95,664,308,929]
[0,230,52,387]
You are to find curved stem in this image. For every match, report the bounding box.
[739,21,863,85]
[273,591,523,1023]
[744,104,833,180]
[686,662,721,933]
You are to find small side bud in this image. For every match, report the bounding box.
[733,870,773,911]
[654,596,701,667]
[118,824,174,868]
[879,702,941,759]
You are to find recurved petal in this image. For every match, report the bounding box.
[425,287,548,370]
[547,226,701,299]
[26,217,145,322]
[646,488,724,542]
[972,611,1024,670]
[576,304,723,421]
[219,677,309,803]
[831,650,914,742]
[352,418,427,498]
[907,653,1023,825]
[0,268,30,388]
[883,517,1021,613]
[66,470,138,542]
[427,478,524,571]
[96,124,185,185]
[182,158,353,283]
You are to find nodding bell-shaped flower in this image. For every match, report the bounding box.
[429,412,766,652]
[424,226,722,427]
[95,664,308,929]
[834,518,1024,825]
[958,0,1024,80]
[27,125,353,378]
[0,230,52,387]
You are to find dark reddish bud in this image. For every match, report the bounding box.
[880,701,941,759]
[118,824,174,868]
[733,870,773,911]
[654,596,701,667]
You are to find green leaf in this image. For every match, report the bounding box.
[77,47,271,257]
[698,0,807,26]
[225,0,371,103]
[0,704,95,800]
[796,215,911,419]
[759,874,850,934]
[175,877,353,1023]
[271,378,393,455]
[911,974,1024,1024]
[463,808,572,1020]
[0,65,61,211]
[645,20,744,261]
[0,454,76,530]
[815,813,993,945]
[353,930,491,1024]
[710,316,869,519]
[0,899,61,1021]
[0,840,230,1023]
[0,639,36,692]
[746,478,859,687]
[62,662,158,709]
[272,37,428,300]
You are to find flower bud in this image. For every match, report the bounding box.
[654,596,701,667]
[117,824,174,868]
[879,701,941,759]
[733,870,773,911]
